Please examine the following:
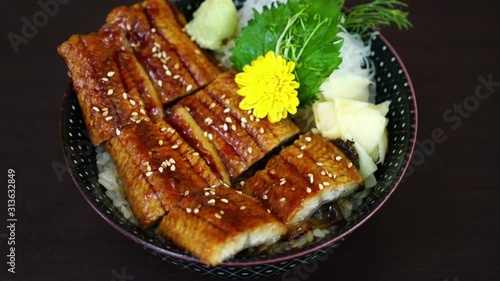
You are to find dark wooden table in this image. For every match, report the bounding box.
[1,0,499,280]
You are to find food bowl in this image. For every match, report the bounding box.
[59,1,417,278]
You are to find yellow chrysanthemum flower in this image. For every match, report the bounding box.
[235,51,300,123]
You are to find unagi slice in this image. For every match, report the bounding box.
[158,187,286,266]
[100,22,164,121]
[243,132,363,224]
[166,106,231,184]
[106,120,221,227]
[58,33,150,145]
[194,90,265,169]
[105,5,198,105]
[204,72,300,152]
[143,0,221,88]
[176,96,247,179]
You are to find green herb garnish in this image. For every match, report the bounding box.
[344,0,412,37]
[230,0,345,107]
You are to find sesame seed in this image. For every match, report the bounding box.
[240,206,246,210]
[140,109,146,115]
[225,117,232,123]
[335,156,343,161]
[166,70,172,76]
[333,174,337,179]
[347,162,353,168]
[240,181,245,186]
[107,71,115,77]
[154,42,161,48]
[186,208,192,213]
[194,49,201,55]
[152,46,158,53]
[171,144,179,149]
[131,112,138,117]
[263,194,268,200]
[328,172,333,178]
[161,51,167,59]
[259,127,264,134]
[223,108,230,113]
[241,117,247,123]
[236,190,242,195]
[170,165,176,171]
[157,80,163,87]
[129,99,136,106]
[151,28,156,33]
[122,93,128,99]
[208,133,213,141]
[231,125,236,131]
[249,115,254,121]
[184,190,190,196]
[158,140,164,146]
[92,106,100,112]
[209,103,216,109]
[146,165,152,172]
[300,145,307,150]
[316,162,324,167]
[102,107,109,112]
[194,208,199,214]
[214,213,222,219]
[193,152,199,156]
[280,197,286,202]
[256,118,260,122]
[101,77,109,82]
[169,158,176,164]
[204,117,213,125]
[306,187,312,193]
[105,116,113,121]
[145,171,153,177]
[107,89,114,95]
[305,136,312,142]
[221,198,229,203]
[247,147,253,154]
[126,24,131,31]
[203,131,208,137]
[208,199,215,205]
[280,179,286,185]
[318,183,324,190]
[173,75,180,79]
[158,167,164,173]
[186,84,193,92]
[174,63,180,69]
[116,128,121,136]
[297,153,303,159]
[204,192,210,196]
[321,170,326,176]
[267,209,271,213]
[223,123,228,131]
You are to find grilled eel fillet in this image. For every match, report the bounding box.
[167,72,301,181]
[158,187,287,266]
[106,119,221,227]
[58,0,221,145]
[107,119,286,263]
[241,132,363,224]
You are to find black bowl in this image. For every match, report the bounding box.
[60,2,417,278]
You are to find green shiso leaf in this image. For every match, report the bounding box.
[230,0,345,107]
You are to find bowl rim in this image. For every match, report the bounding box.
[59,32,418,267]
